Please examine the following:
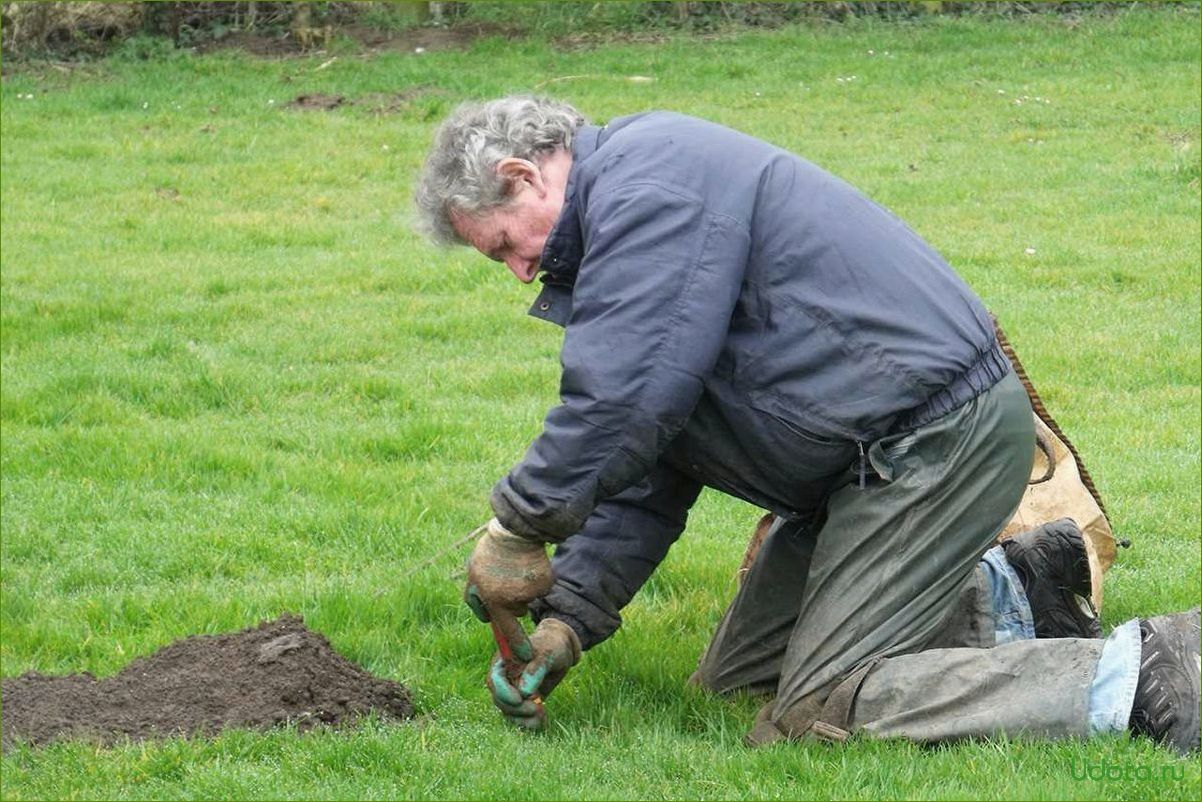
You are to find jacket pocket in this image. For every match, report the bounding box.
[758,407,845,448]
[746,403,857,480]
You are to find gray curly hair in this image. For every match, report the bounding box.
[414,95,587,246]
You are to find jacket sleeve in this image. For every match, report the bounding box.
[528,460,703,650]
[492,182,750,541]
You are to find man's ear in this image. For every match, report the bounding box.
[495,158,546,197]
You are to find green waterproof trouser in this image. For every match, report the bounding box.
[694,371,1106,744]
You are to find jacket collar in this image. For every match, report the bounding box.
[527,124,604,327]
[539,124,604,286]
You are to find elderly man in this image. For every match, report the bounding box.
[414,96,1199,753]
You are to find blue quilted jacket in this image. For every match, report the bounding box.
[489,112,1010,648]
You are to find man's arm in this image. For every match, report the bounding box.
[493,181,750,542]
[528,460,703,649]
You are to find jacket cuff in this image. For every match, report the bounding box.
[491,483,579,543]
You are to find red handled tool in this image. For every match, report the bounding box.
[490,614,545,717]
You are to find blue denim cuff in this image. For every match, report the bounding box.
[979,544,1036,645]
[1088,618,1141,734]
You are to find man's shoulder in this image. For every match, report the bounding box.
[602,110,738,145]
[583,111,773,196]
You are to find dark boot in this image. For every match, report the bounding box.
[1001,518,1102,639]
[1129,609,1201,756]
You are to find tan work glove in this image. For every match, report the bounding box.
[464,518,554,663]
[487,617,582,730]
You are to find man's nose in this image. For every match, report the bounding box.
[505,256,536,283]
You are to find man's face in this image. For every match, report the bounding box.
[453,188,559,283]
[451,154,570,283]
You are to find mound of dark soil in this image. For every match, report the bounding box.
[1,614,413,750]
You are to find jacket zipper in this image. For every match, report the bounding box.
[857,440,867,489]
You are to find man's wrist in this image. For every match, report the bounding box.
[486,517,517,538]
[486,517,546,550]
[490,485,570,543]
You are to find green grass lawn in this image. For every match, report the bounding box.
[2,7,1199,800]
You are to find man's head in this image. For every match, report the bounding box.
[415,96,586,282]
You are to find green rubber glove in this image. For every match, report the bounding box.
[487,617,582,730]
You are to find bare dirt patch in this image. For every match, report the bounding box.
[354,88,435,114]
[284,86,437,114]
[285,92,347,110]
[196,21,514,58]
[1,614,413,750]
